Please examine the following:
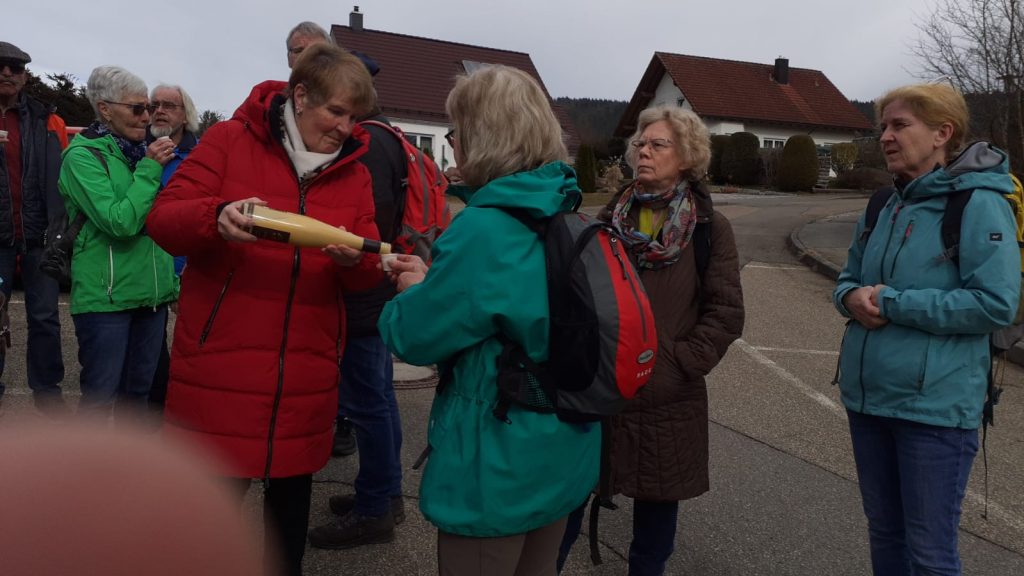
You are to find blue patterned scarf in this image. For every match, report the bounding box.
[86,121,147,170]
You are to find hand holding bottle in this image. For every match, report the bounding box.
[218,197,268,243]
[324,230,364,267]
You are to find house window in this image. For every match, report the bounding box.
[762,138,785,149]
[403,133,435,156]
[677,97,686,107]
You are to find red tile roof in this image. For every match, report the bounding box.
[332,25,579,154]
[617,52,873,136]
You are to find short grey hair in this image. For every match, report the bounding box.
[151,84,199,134]
[446,65,567,187]
[625,105,711,181]
[286,21,333,46]
[86,66,148,120]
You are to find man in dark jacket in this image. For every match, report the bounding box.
[308,50,408,550]
[0,41,66,414]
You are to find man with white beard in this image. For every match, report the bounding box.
[146,83,198,412]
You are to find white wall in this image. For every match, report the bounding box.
[651,74,693,110]
[704,120,857,147]
[389,119,453,169]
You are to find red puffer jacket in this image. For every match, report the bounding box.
[147,80,382,478]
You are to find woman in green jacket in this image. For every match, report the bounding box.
[378,65,600,575]
[57,66,177,418]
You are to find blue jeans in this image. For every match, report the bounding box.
[558,497,679,576]
[848,409,978,576]
[0,245,64,398]
[337,335,403,517]
[73,306,167,413]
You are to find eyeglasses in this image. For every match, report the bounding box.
[445,128,456,147]
[104,101,151,116]
[630,138,674,153]
[150,101,183,112]
[0,61,26,74]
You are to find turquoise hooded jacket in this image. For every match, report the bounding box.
[834,142,1021,429]
[378,162,601,537]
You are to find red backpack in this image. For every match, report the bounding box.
[360,120,451,261]
[492,208,658,423]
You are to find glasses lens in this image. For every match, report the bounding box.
[1,61,25,74]
[131,103,148,116]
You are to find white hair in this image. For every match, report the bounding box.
[86,66,147,120]
[151,84,199,134]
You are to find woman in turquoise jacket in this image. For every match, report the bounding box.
[378,65,600,575]
[833,83,1020,576]
[58,66,177,418]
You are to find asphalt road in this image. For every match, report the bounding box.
[1,191,1021,575]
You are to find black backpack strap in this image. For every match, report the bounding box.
[941,189,974,264]
[693,220,711,279]
[588,420,617,565]
[861,186,896,242]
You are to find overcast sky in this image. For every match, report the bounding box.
[10,0,937,121]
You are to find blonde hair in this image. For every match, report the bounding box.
[875,83,969,157]
[625,105,711,180]
[445,65,567,187]
[289,44,375,117]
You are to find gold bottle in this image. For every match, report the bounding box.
[241,203,391,254]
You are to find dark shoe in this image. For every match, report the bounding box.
[33,393,70,418]
[331,419,357,457]
[308,510,395,549]
[329,494,406,525]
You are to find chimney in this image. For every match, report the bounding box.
[774,57,789,85]
[350,6,363,32]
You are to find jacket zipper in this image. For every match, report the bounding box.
[198,270,235,347]
[107,244,115,303]
[889,220,915,279]
[609,233,648,341]
[1,110,13,248]
[152,244,159,310]
[263,179,310,483]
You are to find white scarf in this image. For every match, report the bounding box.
[281,99,340,179]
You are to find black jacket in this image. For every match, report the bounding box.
[0,93,65,246]
[344,114,406,337]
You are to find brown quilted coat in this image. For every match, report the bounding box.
[601,183,744,501]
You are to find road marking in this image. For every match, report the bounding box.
[734,338,846,418]
[744,264,812,271]
[751,346,839,357]
[737,338,1024,532]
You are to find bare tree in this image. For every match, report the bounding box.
[912,0,1024,172]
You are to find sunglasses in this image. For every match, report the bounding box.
[445,128,455,147]
[0,61,26,74]
[105,101,151,116]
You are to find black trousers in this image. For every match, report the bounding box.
[228,474,313,576]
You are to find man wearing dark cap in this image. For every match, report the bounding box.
[0,41,68,415]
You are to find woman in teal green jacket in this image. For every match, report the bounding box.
[833,83,1020,576]
[57,66,177,417]
[378,65,600,575]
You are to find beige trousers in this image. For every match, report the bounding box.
[436,516,569,576]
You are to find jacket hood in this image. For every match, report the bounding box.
[229,79,369,163]
[231,80,288,142]
[450,162,581,218]
[908,141,1013,198]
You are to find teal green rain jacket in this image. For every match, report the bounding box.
[834,143,1020,428]
[378,162,600,536]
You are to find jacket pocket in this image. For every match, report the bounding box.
[198,270,235,348]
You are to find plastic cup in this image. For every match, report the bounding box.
[381,253,398,272]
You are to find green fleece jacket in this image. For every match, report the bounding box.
[379,162,600,537]
[58,134,177,314]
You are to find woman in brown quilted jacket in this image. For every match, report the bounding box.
[558,105,745,576]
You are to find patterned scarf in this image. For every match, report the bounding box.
[610,180,697,270]
[86,121,147,170]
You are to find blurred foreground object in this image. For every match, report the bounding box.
[0,422,263,576]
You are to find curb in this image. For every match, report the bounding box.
[785,228,842,281]
[787,219,1024,367]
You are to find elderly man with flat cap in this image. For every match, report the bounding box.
[0,41,69,415]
